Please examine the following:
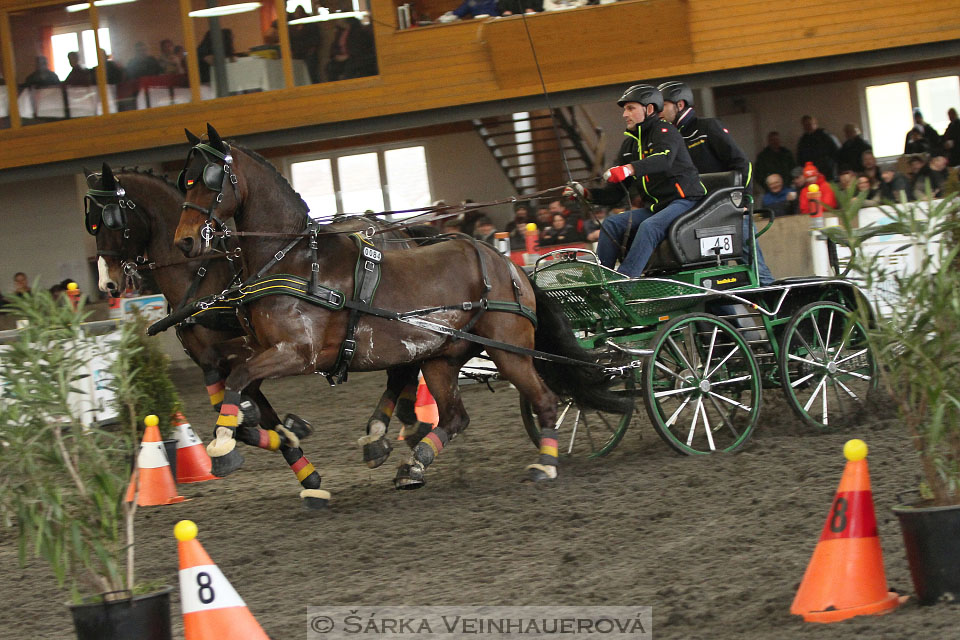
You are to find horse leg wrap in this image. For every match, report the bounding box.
[525,428,559,482]
[396,384,418,426]
[281,414,313,441]
[203,370,226,412]
[281,447,327,508]
[367,392,397,435]
[412,430,448,467]
[399,421,434,448]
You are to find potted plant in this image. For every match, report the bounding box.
[824,188,960,605]
[0,290,173,639]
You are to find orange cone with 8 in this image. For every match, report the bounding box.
[790,439,902,622]
[176,520,270,640]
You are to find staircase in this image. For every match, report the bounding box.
[472,106,605,196]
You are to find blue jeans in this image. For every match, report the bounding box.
[596,199,695,277]
[742,217,775,285]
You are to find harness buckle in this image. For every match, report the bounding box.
[462,302,473,311]
[364,260,375,272]
[328,291,343,307]
[197,267,207,277]
[341,339,356,359]
[216,193,224,203]
[275,250,285,262]
[230,173,238,185]
[222,227,231,238]
[311,263,320,273]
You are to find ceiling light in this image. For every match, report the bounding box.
[66,0,138,12]
[189,2,262,18]
[288,10,367,23]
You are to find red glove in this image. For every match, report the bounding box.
[603,164,634,183]
[562,182,588,200]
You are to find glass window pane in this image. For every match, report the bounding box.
[98,0,191,113]
[51,32,80,79]
[917,76,960,139]
[865,82,913,158]
[0,50,8,129]
[338,152,384,213]
[291,159,338,218]
[385,146,431,218]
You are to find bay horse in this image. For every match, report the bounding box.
[85,163,428,507]
[173,124,629,502]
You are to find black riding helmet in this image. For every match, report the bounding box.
[657,81,695,108]
[617,84,664,113]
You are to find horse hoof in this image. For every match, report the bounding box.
[394,462,426,490]
[525,463,558,483]
[363,436,393,469]
[211,449,245,477]
[283,413,313,440]
[300,489,331,510]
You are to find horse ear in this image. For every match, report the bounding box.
[206,123,224,150]
[185,128,201,145]
[101,163,116,189]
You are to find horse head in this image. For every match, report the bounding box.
[175,123,244,258]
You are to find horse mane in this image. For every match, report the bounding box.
[230,142,312,224]
[116,166,179,191]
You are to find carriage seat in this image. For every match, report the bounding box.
[644,171,749,274]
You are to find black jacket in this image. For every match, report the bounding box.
[837,135,872,172]
[590,117,704,212]
[674,108,752,190]
[797,128,840,180]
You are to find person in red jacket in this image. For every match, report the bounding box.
[797,162,837,215]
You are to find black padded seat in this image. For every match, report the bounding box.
[644,171,749,274]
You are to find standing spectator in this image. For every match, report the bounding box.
[913,152,949,199]
[755,131,795,192]
[878,162,912,203]
[197,28,235,84]
[798,162,837,214]
[63,52,89,86]
[23,56,59,87]
[904,108,940,155]
[326,18,377,81]
[761,173,797,217]
[12,272,31,296]
[125,42,163,80]
[796,115,840,181]
[837,124,872,172]
[160,39,184,74]
[288,6,323,83]
[942,107,960,167]
[541,214,578,246]
[90,49,124,84]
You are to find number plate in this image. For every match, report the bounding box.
[699,234,734,258]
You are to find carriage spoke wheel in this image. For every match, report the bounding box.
[519,372,635,459]
[642,313,761,455]
[779,301,876,430]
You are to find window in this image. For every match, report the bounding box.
[288,145,432,220]
[52,26,111,79]
[863,73,960,158]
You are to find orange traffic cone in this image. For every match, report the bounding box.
[171,412,218,483]
[791,439,902,622]
[414,374,438,429]
[175,520,270,640]
[126,415,185,506]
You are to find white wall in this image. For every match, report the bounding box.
[0,174,96,298]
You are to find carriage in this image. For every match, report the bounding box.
[518,171,876,458]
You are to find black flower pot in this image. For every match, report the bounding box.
[162,438,178,485]
[70,587,172,640]
[893,502,960,605]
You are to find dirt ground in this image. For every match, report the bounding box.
[1,363,957,639]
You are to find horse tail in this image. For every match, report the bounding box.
[531,283,633,414]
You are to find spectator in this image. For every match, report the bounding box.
[472,216,497,243]
[438,0,499,21]
[796,115,840,181]
[789,165,805,192]
[288,6,323,83]
[12,272,31,296]
[125,41,163,80]
[500,0,542,14]
[755,131,795,193]
[861,151,881,187]
[326,18,377,81]
[913,152,949,199]
[63,52,89,86]
[160,39,184,74]
[548,198,582,238]
[836,168,856,194]
[878,162,912,203]
[535,205,552,230]
[582,208,607,243]
[942,107,960,167]
[837,124,872,172]
[855,175,880,206]
[761,173,797,216]
[798,162,837,214]
[904,108,940,155]
[197,28,235,84]
[90,49,124,84]
[541,214,578,246]
[506,204,534,250]
[23,56,59,87]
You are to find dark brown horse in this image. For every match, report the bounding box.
[173,125,628,502]
[85,164,427,507]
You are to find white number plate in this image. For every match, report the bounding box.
[699,234,734,258]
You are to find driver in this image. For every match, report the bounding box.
[657,80,775,285]
[568,84,705,277]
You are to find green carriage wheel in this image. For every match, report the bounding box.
[779,301,877,430]
[641,313,761,455]
[519,373,635,459]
